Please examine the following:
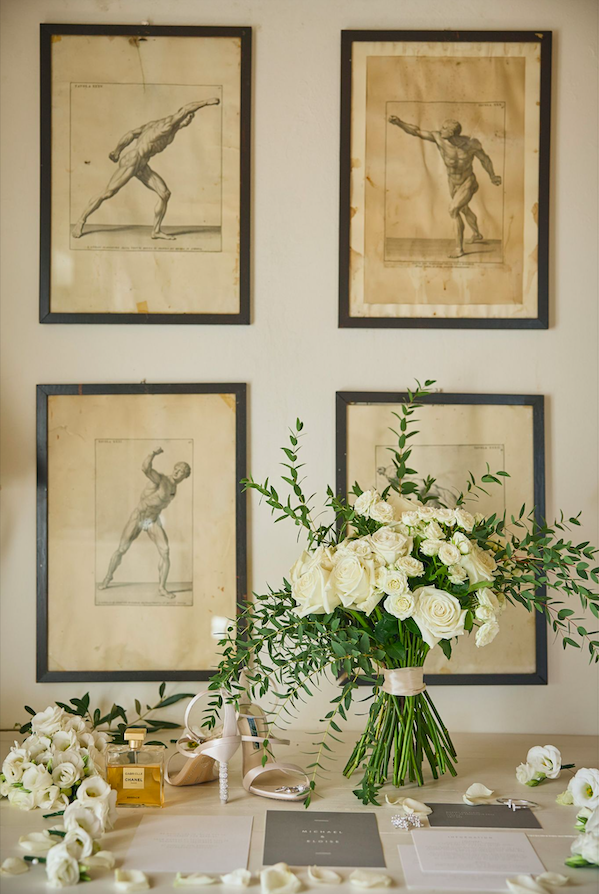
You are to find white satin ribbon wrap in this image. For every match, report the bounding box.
[381,667,426,697]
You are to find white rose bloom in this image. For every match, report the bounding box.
[434,508,456,526]
[476,588,503,618]
[46,842,80,888]
[475,604,495,622]
[370,500,395,525]
[454,509,475,531]
[448,564,467,585]
[30,706,66,737]
[475,619,500,648]
[417,506,437,523]
[516,762,537,785]
[395,556,424,578]
[289,547,339,617]
[437,543,461,567]
[370,528,412,565]
[419,539,444,557]
[331,553,377,610]
[64,803,104,840]
[384,590,415,621]
[341,537,374,560]
[400,510,421,528]
[7,788,36,811]
[52,730,79,753]
[423,521,444,541]
[451,531,472,555]
[354,490,380,517]
[412,586,467,649]
[22,763,53,792]
[568,768,599,809]
[76,774,112,805]
[379,568,409,598]
[570,830,599,866]
[526,745,562,780]
[461,543,497,584]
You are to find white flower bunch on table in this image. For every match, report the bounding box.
[515,744,575,788]
[1,705,109,812]
[289,493,505,651]
[554,766,599,868]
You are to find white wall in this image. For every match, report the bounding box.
[1,0,598,736]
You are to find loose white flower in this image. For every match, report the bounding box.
[76,774,112,804]
[475,619,500,648]
[384,589,415,621]
[19,830,54,854]
[370,500,395,525]
[0,857,29,876]
[7,787,36,810]
[419,539,444,557]
[175,873,218,886]
[395,556,424,577]
[463,783,494,805]
[260,862,301,894]
[354,490,379,517]
[412,586,467,649]
[31,705,66,737]
[308,867,342,885]
[527,745,562,780]
[454,509,475,531]
[568,767,599,809]
[370,528,412,565]
[516,762,538,785]
[64,802,103,839]
[220,868,252,886]
[438,543,461,567]
[570,829,599,865]
[63,827,94,860]
[46,842,80,888]
[349,870,391,888]
[115,869,151,891]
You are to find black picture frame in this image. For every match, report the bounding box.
[339,30,552,329]
[37,383,247,682]
[40,24,251,325]
[336,390,547,685]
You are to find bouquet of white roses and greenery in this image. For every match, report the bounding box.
[208,381,598,806]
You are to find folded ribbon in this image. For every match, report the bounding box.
[381,666,426,697]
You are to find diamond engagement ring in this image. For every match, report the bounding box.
[391,812,422,830]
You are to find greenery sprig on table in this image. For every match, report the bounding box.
[207,380,598,807]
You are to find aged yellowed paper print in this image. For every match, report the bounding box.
[46,393,238,673]
[345,402,537,675]
[349,41,541,320]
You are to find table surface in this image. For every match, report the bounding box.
[1,730,598,892]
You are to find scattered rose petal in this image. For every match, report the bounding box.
[18,830,54,854]
[221,869,252,886]
[536,873,569,887]
[260,863,301,894]
[308,867,342,885]
[463,783,495,805]
[0,857,29,876]
[349,870,391,888]
[115,868,151,891]
[506,877,546,894]
[175,873,218,886]
[84,850,115,869]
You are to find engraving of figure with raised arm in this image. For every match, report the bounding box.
[98,447,191,599]
[73,98,220,240]
[388,116,502,258]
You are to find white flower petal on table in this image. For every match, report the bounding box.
[18,830,54,854]
[221,869,252,886]
[260,863,302,894]
[84,850,115,869]
[349,870,391,888]
[308,867,342,885]
[175,873,219,886]
[384,794,431,816]
[463,783,494,805]
[506,877,546,894]
[536,872,569,887]
[0,857,30,876]
[115,868,151,891]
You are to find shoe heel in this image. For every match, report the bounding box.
[218,760,229,803]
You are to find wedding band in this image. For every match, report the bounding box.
[496,797,540,810]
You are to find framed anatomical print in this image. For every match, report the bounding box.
[339,30,551,328]
[40,24,251,324]
[336,391,547,684]
[37,384,247,681]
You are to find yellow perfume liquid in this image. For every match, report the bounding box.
[106,728,165,808]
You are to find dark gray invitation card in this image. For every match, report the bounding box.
[263,811,386,867]
[427,803,541,829]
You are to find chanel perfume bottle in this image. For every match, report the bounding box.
[106,727,164,807]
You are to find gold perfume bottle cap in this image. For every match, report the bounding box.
[125,727,146,749]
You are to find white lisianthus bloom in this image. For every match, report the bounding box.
[400,510,421,528]
[527,745,562,780]
[25,735,53,761]
[447,564,467,585]
[56,749,85,775]
[76,774,112,805]
[63,827,94,861]
[460,543,497,584]
[31,706,66,737]
[331,553,377,610]
[64,803,104,840]
[92,732,109,754]
[556,789,575,806]
[434,508,456,526]
[289,547,339,617]
[22,763,53,792]
[395,556,424,578]
[87,788,117,831]
[370,528,412,565]
[370,500,395,525]
[568,768,599,809]
[419,539,444,557]
[437,543,461,567]
[354,490,380,517]
[63,716,88,735]
[2,750,28,784]
[412,586,467,649]
[260,863,301,894]
[516,762,538,785]
[384,590,415,621]
[570,830,599,866]
[36,786,69,813]
[454,509,475,531]
[52,730,79,753]
[46,842,81,888]
[52,761,80,790]
[7,788,37,811]
[1,780,11,797]
[77,732,96,751]
[451,531,471,555]
[475,619,500,648]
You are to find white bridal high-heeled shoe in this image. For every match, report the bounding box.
[166,690,309,803]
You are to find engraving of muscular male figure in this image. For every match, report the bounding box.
[73,98,220,241]
[388,116,502,258]
[98,448,191,599]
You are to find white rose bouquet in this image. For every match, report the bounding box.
[209,381,599,806]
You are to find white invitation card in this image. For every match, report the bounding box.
[411,830,545,875]
[399,846,510,891]
[122,815,253,873]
